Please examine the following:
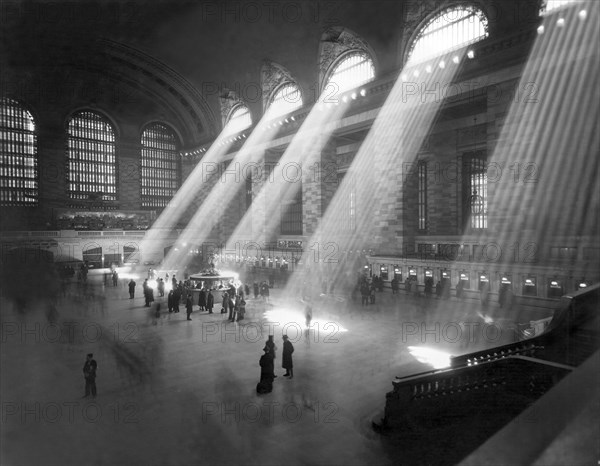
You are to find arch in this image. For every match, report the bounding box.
[322,50,375,99]
[0,98,39,206]
[224,104,252,135]
[318,27,378,95]
[266,82,303,119]
[66,109,118,201]
[404,4,489,65]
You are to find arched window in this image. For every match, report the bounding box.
[540,0,581,15]
[67,111,117,200]
[407,6,489,64]
[324,51,375,98]
[225,105,252,135]
[0,98,38,206]
[141,123,180,209]
[267,83,302,119]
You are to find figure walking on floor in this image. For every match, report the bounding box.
[83,353,98,398]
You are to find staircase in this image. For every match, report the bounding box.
[373,283,599,465]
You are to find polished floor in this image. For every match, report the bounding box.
[0,273,550,466]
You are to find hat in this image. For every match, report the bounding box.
[282,335,288,340]
[87,353,93,357]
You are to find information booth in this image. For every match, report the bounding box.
[188,273,238,304]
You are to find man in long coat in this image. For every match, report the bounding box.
[282,335,294,378]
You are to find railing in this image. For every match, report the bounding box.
[378,284,599,434]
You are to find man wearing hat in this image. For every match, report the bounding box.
[257,346,275,394]
[282,335,294,378]
[83,353,98,398]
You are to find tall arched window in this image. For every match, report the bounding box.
[67,111,117,200]
[407,6,489,64]
[225,105,252,135]
[324,51,375,99]
[141,123,180,209]
[0,98,38,206]
[267,83,303,119]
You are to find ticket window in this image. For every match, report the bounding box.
[478,273,489,291]
[459,271,470,289]
[268,258,274,268]
[441,270,450,283]
[380,265,389,281]
[408,268,417,282]
[499,275,512,301]
[523,276,537,296]
[261,257,266,268]
[424,269,434,285]
[394,266,402,281]
[576,279,588,290]
[548,279,563,298]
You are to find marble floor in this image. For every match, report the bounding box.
[0,274,550,466]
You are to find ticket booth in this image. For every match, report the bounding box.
[548,278,563,298]
[478,273,489,291]
[457,271,470,298]
[576,278,588,290]
[380,265,389,281]
[499,274,513,308]
[522,276,537,296]
[408,267,417,281]
[393,266,402,281]
[479,272,490,303]
[441,269,451,298]
[459,271,470,289]
[424,268,434,295]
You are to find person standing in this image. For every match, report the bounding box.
[253,281,259,299]
[221,291,229,314]
[265,335,277,378]
[206,289,214,314]
[167,290,174,313]
[237,296,246,321]
[83,353,98,398]
[186,293,193,320]
[198,287,207,312]
[128,279,136,299]
[257,347,274,394]
[173,286,181,313]
[282,335,294,378]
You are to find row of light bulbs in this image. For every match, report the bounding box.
[537,8,588,35]
[400,49,476,81]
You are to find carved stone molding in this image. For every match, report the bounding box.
[219,89,245,128]
[318,27,375,92]
[261,60,297,112]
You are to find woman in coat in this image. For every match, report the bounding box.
[282,335,294,378]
